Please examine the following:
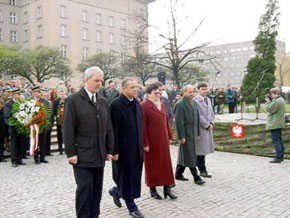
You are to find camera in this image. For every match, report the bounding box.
[265,93,272,100]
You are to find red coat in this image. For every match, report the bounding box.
[141,99,175,187]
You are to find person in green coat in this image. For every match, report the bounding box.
[265,88,286,163]
[174,85,205,185]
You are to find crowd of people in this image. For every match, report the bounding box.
[0,68,287,218]
[62,66,216,218]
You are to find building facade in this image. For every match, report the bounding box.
[0,0,154,84]
[198,40,286,89]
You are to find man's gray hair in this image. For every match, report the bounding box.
[84,66,104,81]
[270,88,280,94]
[183,84,194,92]
[122,77,135,88]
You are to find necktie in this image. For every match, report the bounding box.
[204,97,208,105]
[91,94,95,103]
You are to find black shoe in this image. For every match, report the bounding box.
[150,188,162,200]
[269,159,282,163]
[22,156,29,159]
[200,172,212,178]
[17,161,26,165]
[46,153,53,156]
[12,162,18,168]
[175,175,189,181]
[109,188,122,208]
[194,178,206,185]
[129,209,144,218]
[59,151,64,155]
[163,187,177,200]
[34,159,41,164]
[40,160,49,163]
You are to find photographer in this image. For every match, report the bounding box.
[265,88,286,163]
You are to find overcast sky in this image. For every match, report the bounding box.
[148,0,290,53]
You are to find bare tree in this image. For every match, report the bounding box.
[146,0,214,88]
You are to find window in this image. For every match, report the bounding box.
[109,16,114,27]
[61,45,67,58]
[82,10,88,22]
[60,6,67,18]
[243,47,248,51]
[36,6,42,18]
[9,0,16,6]
[10,30,17,42]
[0,29,2,41]
[96,30,102,42]
[121,19,126,29]
[82,28,88,40]
[37,25,42,38]
[0,10,3,22]
[60,24,67,37]
[24,29,29,41]
[136,19,142,32]
[23,12,29,23]
[10,12,17,24]
[230,48,235,52]
[109,32,115,44]
[121,35,126,46]
[82,47,89,60]
[96,13,102,25]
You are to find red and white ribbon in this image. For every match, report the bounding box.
[30,124,39,156]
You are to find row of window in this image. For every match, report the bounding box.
[59,24,127,45]
[0,27,127,46]
[0,7,128,30]
[0,7,42,24]
[60,45,126,62]
[205,47,255,55]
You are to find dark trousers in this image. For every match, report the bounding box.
[0,136,5,157]
[73,166,104,218]
[175,164,200,181]
[112,186,137,212]
[197,155,206,173]
[57,125,63,153]
[8,126,22,163]
[34,129,47,161]
[271,129,284,160]
[228,103,235,113]
[45,129,52,155]
[20,135,29,157]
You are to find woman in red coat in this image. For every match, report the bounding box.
[141,83,177,200]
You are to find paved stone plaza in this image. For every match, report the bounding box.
[1,146,290,218]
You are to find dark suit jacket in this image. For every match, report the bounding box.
[3,99,15,126]
[63,87,114,168]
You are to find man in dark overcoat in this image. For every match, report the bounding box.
[175,85,205,185]
[109,77,144,218]
[63,66,114,218]
[4,88,26,167]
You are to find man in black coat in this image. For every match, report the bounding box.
[3,88,26,167]
[109,77,144,218]
[63,66,114,218]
